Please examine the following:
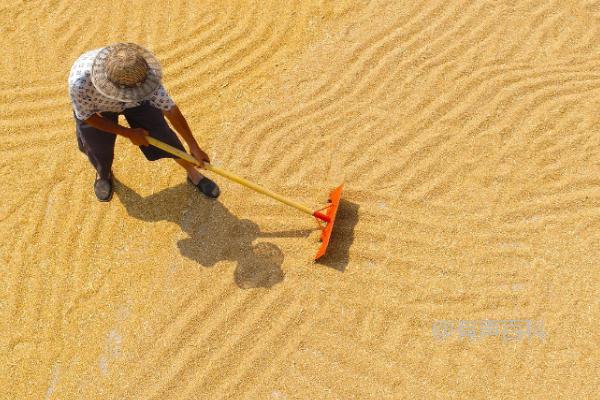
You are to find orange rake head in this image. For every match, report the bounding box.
[312,183,344,260]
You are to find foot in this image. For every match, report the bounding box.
[94,172,113,202]
[187,169,204,185]
[187,176,220,198]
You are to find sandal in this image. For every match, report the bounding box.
[187,176,220,198]
[94,171,113,202]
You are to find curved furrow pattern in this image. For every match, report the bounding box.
[284,8,505,182]
[161,0,294,92]
[414,58,598,124]
[362,62,600,187]
[242,0,494,175]
[223,0,451,165]
[227,0,437,137]
[518,0,565,60]
[175,288,305,398]
[339,52,599,185]
[26,156,68,339]
[134,289,273,399]
[340,43,596,184]
[171,2,301,106]
[498,0,563,62]
[264,30,504,184]
[490,78,599,162]
[46,0,82,46]
[7,154,59,331]
[120,284,240,397]
[0,118,72,136]
[221,290,329,399]
[2,97,72,119]
[395,91,598,205]
[0,81,64,98]
[280,335,421,398]
[47,170,90,360]
[4,1,600,398]
[151,8,220,60]
[353,1,503,105]
[159,2,249,78]
[389,76,600,198]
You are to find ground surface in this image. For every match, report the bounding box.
[1,1,599,399]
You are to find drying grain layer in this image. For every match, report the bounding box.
[1,1,599,398]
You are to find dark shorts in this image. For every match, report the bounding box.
[75,101,186,178]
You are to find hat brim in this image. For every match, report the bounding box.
[91,43,162,102]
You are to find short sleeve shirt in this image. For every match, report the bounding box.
[68,48,175,120]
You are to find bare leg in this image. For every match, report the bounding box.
[175,158,204,184]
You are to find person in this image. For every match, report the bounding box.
[68,42,220,201]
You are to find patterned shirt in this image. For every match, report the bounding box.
[68,48,175,120]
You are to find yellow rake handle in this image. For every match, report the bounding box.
[146,136,315,216]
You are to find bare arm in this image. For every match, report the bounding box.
[163,105,210,164]
[163,105,200,150]
[84,114,149,146]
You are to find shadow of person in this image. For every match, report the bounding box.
[113,178,306,289]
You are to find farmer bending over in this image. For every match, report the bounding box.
[68,42,220,201]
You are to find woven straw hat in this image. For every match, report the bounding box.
[91,42,162,102]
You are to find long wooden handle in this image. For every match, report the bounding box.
[146,136,314,216]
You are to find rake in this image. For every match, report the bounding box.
[146,137,344,260]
